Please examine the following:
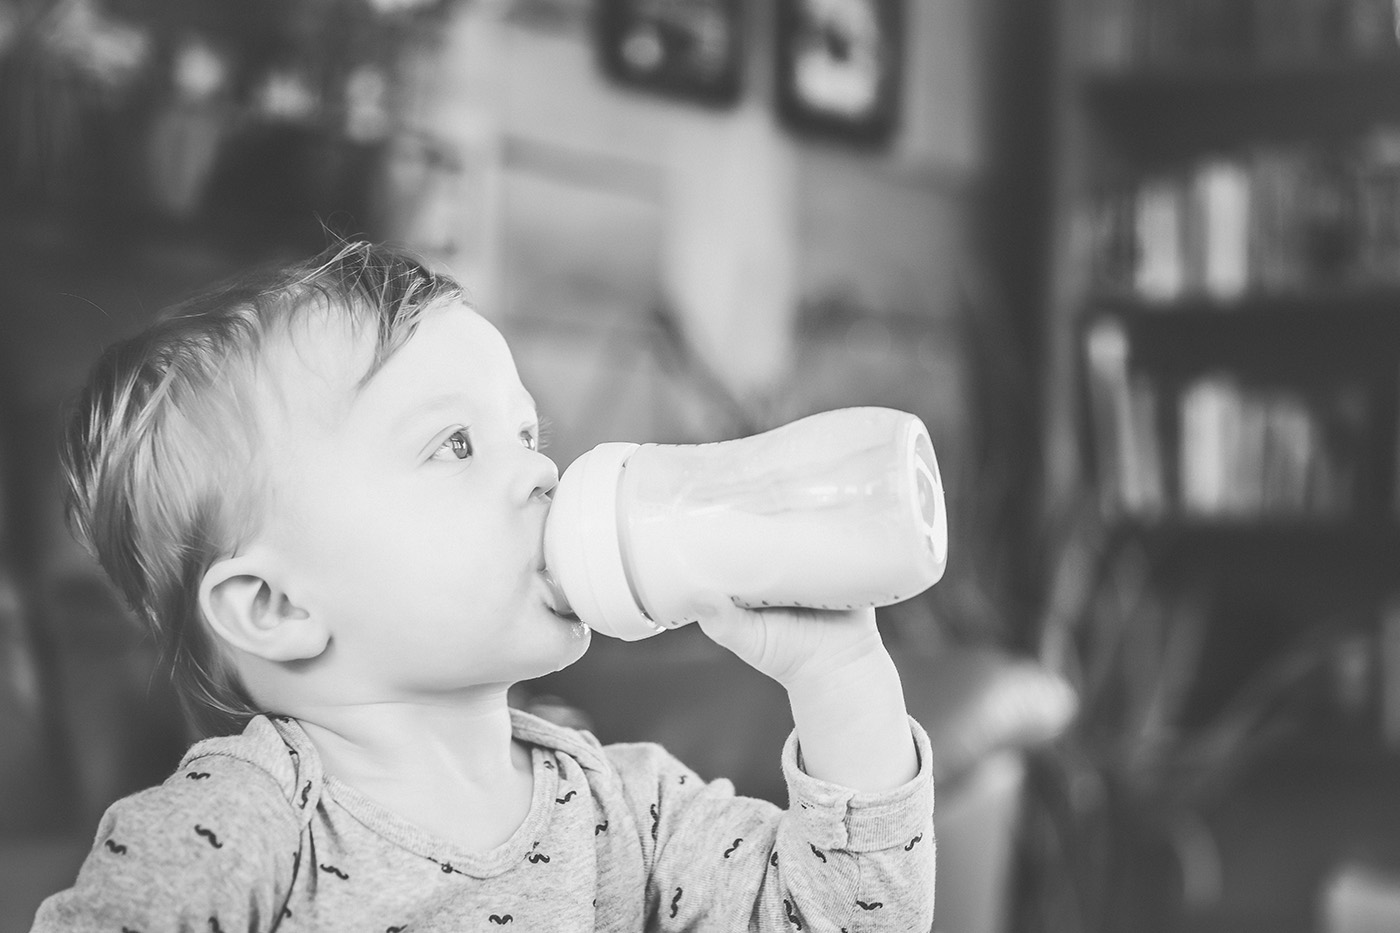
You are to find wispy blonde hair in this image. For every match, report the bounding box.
[60,241,464,736]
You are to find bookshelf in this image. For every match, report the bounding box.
[1037,2,1400,925]
[1049,1,1400,549]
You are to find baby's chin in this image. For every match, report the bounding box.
[553,618,592,667]
[540,616,590,669]
[521,605,591,676]
[540,589,591,651]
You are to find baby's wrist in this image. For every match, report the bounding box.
[778,632,891,695]
[783,642,905,727]
[784,646,917,791]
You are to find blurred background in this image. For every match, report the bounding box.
[2,0,1400,931]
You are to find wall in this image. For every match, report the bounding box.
[382,0,993,465]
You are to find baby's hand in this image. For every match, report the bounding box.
[696,602,884,690]
[700,603,917,791]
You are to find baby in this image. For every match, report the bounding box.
[32,242,935,932]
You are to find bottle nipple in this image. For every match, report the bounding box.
[913,430,947,568]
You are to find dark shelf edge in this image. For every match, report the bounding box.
[1083,297,1400,378]
[1083,54,1400,98]
[1088,286,1400,319]
[1112,516,1400,578]
[1117,514,1400,536]
[1081,55,1400,159]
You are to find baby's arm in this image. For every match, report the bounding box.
[698,605,918,792]
[30,756,299,933]
[607,709,934,933]
[626,604,934,931]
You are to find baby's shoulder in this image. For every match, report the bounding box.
[39,720,307,929]
[597,738,700,787]
[110,714,313,835]
[511,709,704,800]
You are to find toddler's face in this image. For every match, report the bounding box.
[253,300,589,697]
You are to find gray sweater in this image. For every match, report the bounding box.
[32,709,935,932]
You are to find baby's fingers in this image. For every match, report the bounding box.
[697,602,879,685]
[694,599,769,660]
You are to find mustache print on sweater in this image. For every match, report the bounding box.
[428,856,466,876]
[784,898,803,930]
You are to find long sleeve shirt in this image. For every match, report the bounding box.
[32,708,935,932]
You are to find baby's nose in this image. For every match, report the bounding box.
[528,453,560,501]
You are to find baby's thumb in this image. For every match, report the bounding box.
[695,599,765,659]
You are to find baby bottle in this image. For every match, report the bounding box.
[542,407,948,640]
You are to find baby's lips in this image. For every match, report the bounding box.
[541,567,576,618]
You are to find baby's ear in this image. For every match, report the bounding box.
[199,554,329,662]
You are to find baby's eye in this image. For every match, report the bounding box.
[520,428,538,451]
[434,429,473,461]
[531,415,554,451]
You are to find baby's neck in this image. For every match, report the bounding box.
[295,689,535,852]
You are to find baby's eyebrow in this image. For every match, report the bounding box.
[396,392,471,422]
[390,392,540,426]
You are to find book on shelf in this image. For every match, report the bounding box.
[1382,597,1400,750]
[1247,146,1313,294]
[1258,398,1315,512]
[1358,128,1400,282]
[1086,317,1165,515]
[1192,159,1251,300]
[1179,375,1237,513]
[1396,366,1400,518]
[1133,175,1188,301]
[1088,188,1139,296]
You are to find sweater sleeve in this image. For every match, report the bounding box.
[606,716,935,933]
[30,754,302,933]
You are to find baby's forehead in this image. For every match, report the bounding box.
[254,298,523,424]
[253,311,376,427]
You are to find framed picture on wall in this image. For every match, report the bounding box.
[774,0,902,145]
[595,0,743,106]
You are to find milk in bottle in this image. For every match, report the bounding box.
[542,407,948,640]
